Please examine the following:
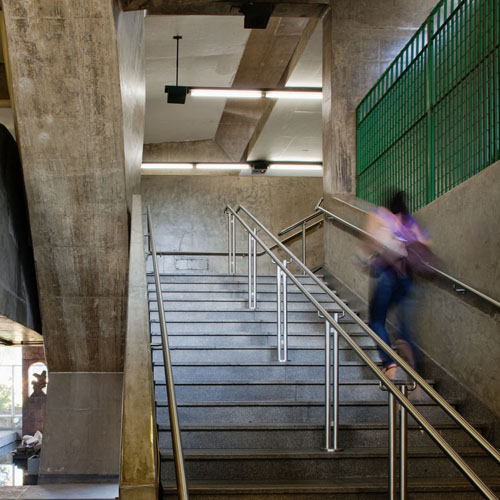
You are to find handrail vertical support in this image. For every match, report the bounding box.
[332,312,340,451]
[227,212,236,274]
[277,260,288,362]
[324,320,332,450]
[248,228,257,310]
[301,221,307,273]
[389,390,397,500]
[400,384,408,500]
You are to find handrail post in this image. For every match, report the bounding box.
[389,390,397,500]
[227,212,236,274]
[324,313,340,452]
[147,207,189,500]
[301,221,306,273]
[277,260,288,362]
[248,228,257,310]
[400,384,408,500]
[252,228,257,309]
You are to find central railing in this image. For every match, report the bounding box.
[225,203,499,500]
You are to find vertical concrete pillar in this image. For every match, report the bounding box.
[2,0,145,483]
[322,0,436,197]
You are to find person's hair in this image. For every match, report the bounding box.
[388,190,409,216]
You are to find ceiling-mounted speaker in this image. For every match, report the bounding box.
[165,85,188,104]
[239,3,274,29]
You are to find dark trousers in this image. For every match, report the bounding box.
[369,268,419,370]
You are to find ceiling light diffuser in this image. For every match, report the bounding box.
[269,164,323,171]
[265,91,322,100]
[196,163,250,170]
[141,163,193,170]
[190,89,263,98]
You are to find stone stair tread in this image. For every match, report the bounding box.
[155,360,376,367]
[155,399,458,407]
[157,421,476,431]
[153,378,435,386]
[161,477,500,494]
[159,446,491,459]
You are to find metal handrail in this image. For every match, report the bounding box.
[229,203,499,499]
[317,197,500,310]
[277,210,323,235]
[147,207,189,500]
[153,219,323,258]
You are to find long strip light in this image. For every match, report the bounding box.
[187,88,322,100]
[197,163,250,170]
[269,164,323,171]
[141,163,193,170]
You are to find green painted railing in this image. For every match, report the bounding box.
[356,0,500,212]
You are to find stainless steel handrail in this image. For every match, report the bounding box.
[277,210,323,235]
[230,204,500,498]
[318,197,500,310]
[153,219,324,258]
[147,207,189,500]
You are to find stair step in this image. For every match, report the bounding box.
[148,283,330,293]
[148,273,325,284]
[149,291,335,302]
[162,477,500,499]
[151,345,380,363]
[153,379,435,402]
[159,447,498,482]
[149,300,342,312]
[158,421,479,449]
[151,332,375,348]
[155,399,460,424]
[150,320,363,334]
[154,360,382,382]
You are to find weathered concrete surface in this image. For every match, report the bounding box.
[141,175,323,274]
[322,0,436,195]
[120,0,328,17]
[115,8,146,210]
[215,17,310,162]
[0,125,40,338]
[2,1,130,371]
[143,139,230,163]
[323,161,500,416]
[120,196,158,500]
[38,372,123,482]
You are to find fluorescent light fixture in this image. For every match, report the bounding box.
[141,163,193,170]
[269,164,323,171]
[196,163,250,170]
[190,89,263,98]
[265,91,322,100]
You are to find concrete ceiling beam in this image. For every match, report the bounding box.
[214,17,316,162]
[119,0,327,18]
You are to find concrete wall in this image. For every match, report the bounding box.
[322,0,436,195]
[115,8,146,210]
[323,161,500,416]
[141,175,324,275]
[0,125,40,332]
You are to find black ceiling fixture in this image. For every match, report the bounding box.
[239,3,274,29]
[250,160,269,174]
[165,35,188,104]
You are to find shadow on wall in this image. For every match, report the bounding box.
[0,124,41,332]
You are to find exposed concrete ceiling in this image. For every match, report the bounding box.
[144,14,323,164]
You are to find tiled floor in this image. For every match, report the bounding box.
[0,483,119,499]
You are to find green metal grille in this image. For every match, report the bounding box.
[356,0,500,212]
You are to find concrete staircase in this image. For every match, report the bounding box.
[148,273,499,499]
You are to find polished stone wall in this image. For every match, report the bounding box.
[141,175,324,275]
[323,161,500,416]
[0,125,40,332]
[322,0,436,195]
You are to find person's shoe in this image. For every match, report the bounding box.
[395,339,416,370]
[382,364,398,380]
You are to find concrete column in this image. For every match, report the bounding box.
[2,0,133,372]
[322,0,436,196]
